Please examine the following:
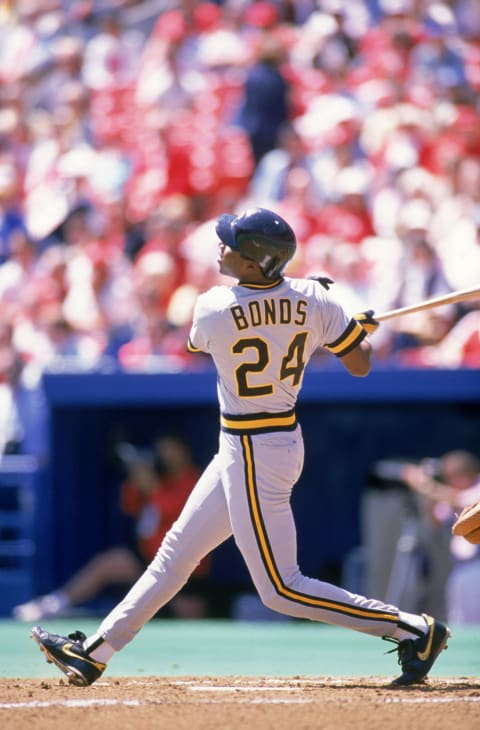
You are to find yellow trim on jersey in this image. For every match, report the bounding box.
[187,338,202,353]
[238,279,283,290]
[324,319,366,357]
[221,409,296,433]
[241,434,399,624]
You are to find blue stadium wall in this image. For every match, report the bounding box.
[31,367,480,614]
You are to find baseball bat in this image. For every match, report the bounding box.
[375,285,480,322]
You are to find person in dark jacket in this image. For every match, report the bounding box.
[236,36,290,166]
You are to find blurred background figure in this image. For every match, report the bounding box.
[248,122,317,205]
[384,200,457,360]
[234,32,291,166]
[401,450,480,625]
[13,433,210,621]
[0,331,25,456]
[361,450,480,625]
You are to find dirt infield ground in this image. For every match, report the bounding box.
[1,676,479,730]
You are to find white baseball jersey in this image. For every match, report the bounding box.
[187,276,365,417]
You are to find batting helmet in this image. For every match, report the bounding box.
[215,207,296,280]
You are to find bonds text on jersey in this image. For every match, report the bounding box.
[230,298,308,331]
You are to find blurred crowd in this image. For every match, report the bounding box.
[1,0,480,397]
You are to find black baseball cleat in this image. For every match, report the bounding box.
[385,614,450,687]
[31,625,106,687]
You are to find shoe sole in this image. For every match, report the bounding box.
[390,627,451,687]
[31,631,88,687]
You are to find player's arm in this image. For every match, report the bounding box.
[187,294,211,354]
[323,319,372,377]
[340,310,379,376]
[340,338,372,377]
[323,308,378,377]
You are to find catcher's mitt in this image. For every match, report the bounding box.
[452,501,480,544]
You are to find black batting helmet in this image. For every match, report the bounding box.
[215,207,296,279]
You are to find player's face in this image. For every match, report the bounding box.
[217,242,248,278]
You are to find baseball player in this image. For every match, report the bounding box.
[31,208,450,687]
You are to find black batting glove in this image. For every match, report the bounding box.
[308,275,335,290]
[354,309,379,334]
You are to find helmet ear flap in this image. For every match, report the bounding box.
[232,208,296,279]
[236,236,288,279]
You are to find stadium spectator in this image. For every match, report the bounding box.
[247,122,317,204]
[399,305,480,368]
[81,8,144,92]
[312,167,375,244]
[234,32,291,165]
[13,433,210,621]
[385,203,456,356]
[0,160,27,263]
[0,336,25,455]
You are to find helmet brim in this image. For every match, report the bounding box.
[215,214,238,249]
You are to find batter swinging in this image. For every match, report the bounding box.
[31,207,450,687]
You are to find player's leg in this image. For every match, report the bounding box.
[222,429,449,685]
[32,454,233,685]
[222,429,400,634]
[96,453,232,649]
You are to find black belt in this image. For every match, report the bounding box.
[220,409,297,435]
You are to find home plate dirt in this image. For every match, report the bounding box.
[1,676,479,730]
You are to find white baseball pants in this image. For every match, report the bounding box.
[98,426,401,650]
